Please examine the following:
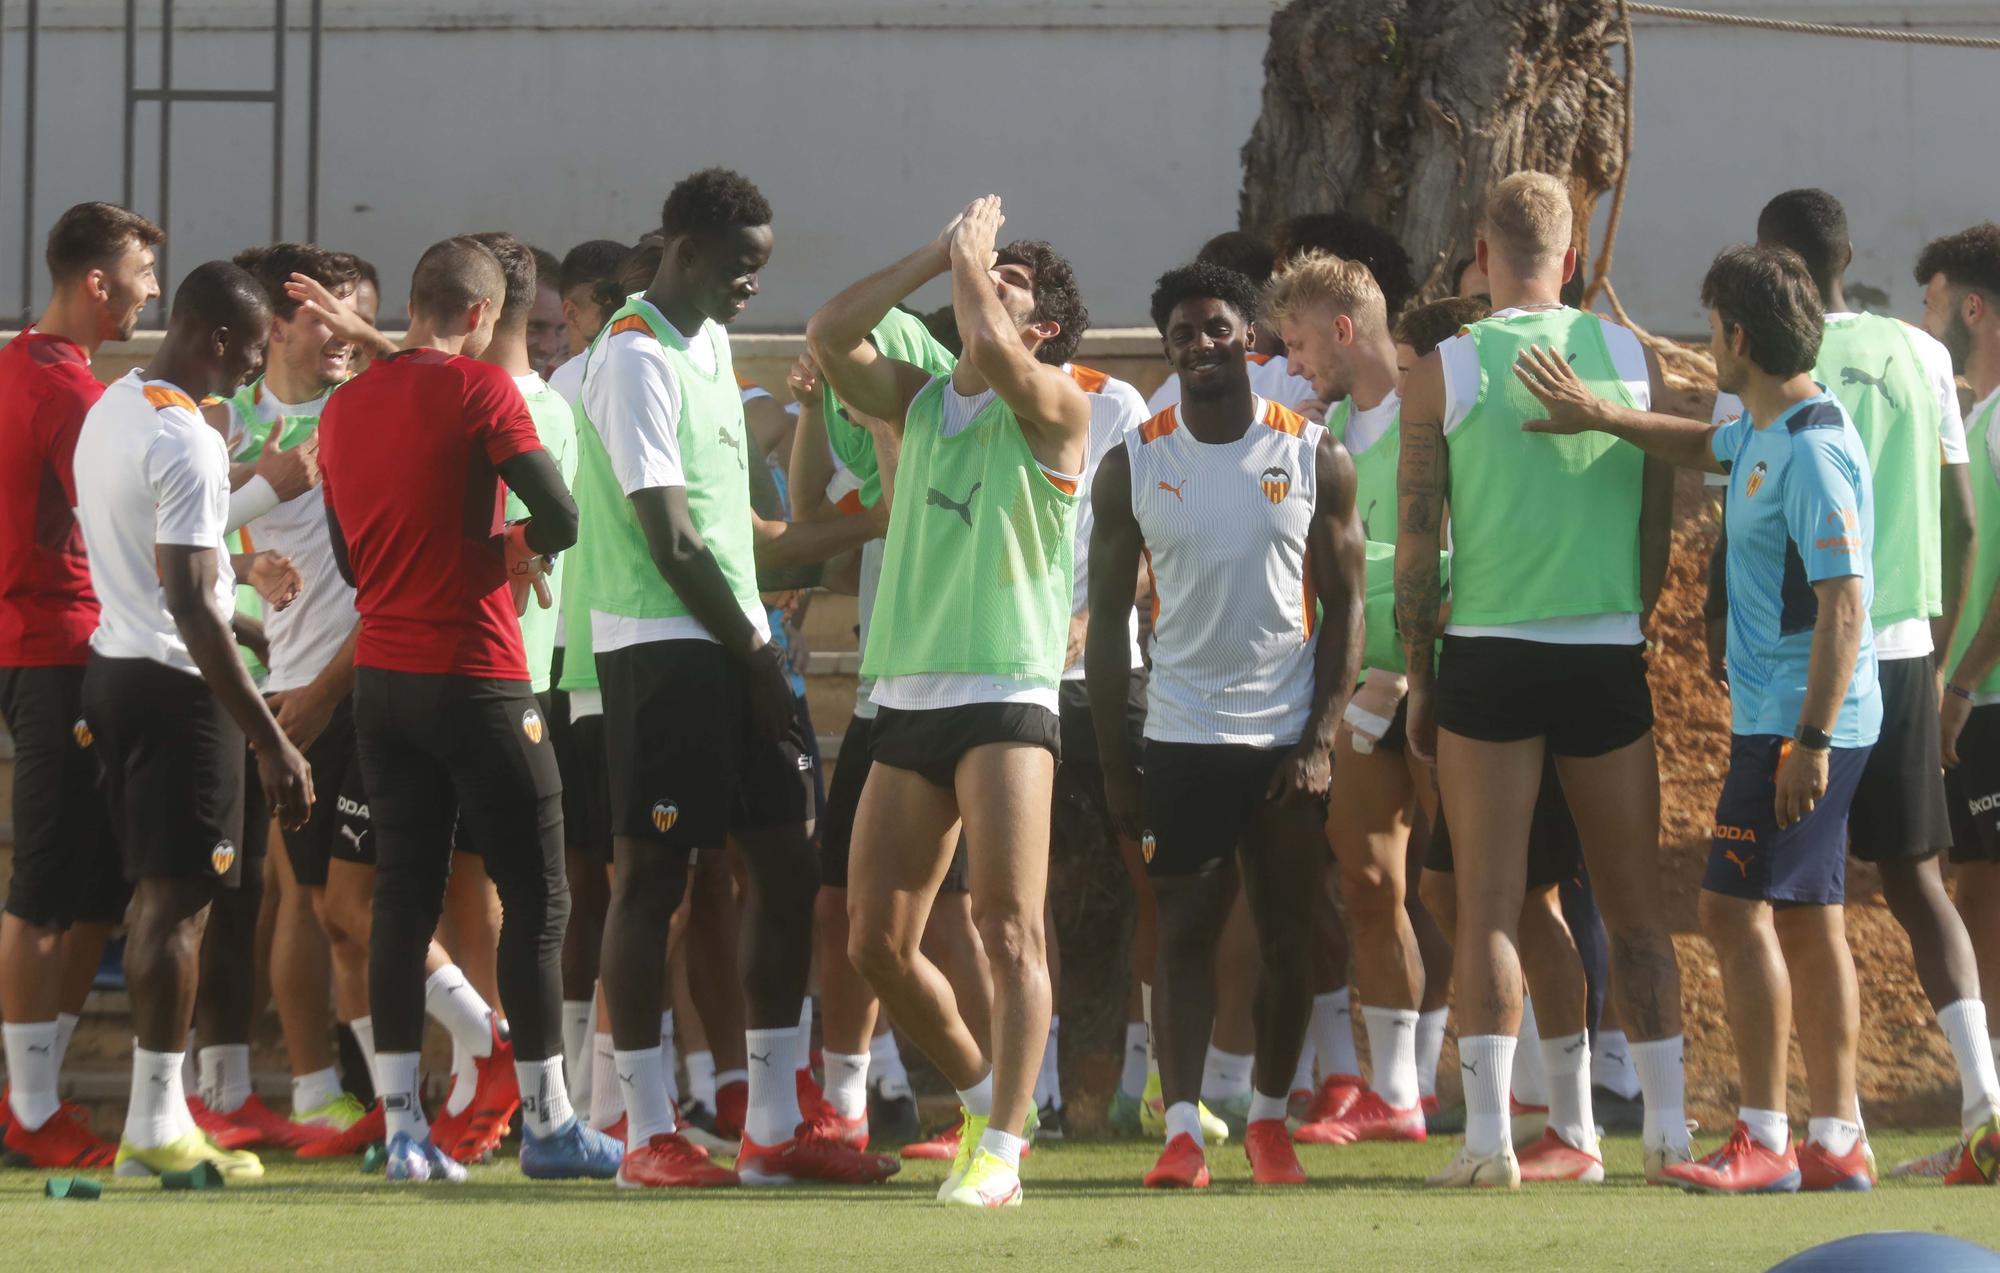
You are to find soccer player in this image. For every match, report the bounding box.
[1519,243,1881,1194]
[73,259,313,1180]
[1917,221,2000,1184]
[526,245,567,378]
[0,202,161,1167]
[1089,260,1363,1189]
[1264,250,1442,1148]
[1395,172,1688,1188]
[317,235,614,1183]
[808,196,1093,1208]
[571,170,892,1189]
[1711,192,1999,1171]
[1145,232,1316,416]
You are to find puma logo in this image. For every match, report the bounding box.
[1840,357,1897,409]
[749,1051,772,1066]
[26,1043,50,1054]
[1157,479,1185,501]
[338,826,364,849]
[1362,499,1378,540]
[1564,1037,1587,1055]
[1461,1059,1480,1078]
[618,1071,635,1086]
[716,425,745,468]
[925,482,981,527]
[1724,848,1753,878]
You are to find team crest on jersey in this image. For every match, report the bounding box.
[1259,466,1291,504]
[72,718,93,749]
[652,801,680,833]
[522,708,544,744]
[1744,460,1768,499]
[1141,831,1157,864]
[211,840,237,876]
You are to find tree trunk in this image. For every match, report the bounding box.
[1240,0,1627,301]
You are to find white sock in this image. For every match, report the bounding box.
[1631,1035,1690,1151]
[562,1000,593,1111]
[1541,1031,1597,1155]
[796,998,815,1062]
[3,1021,62,1129]
[292,1066,343,1115]
[956,1071,994,1118]
[978,1125,1025,1170]
[1459,1034,1516,1156]
[1290,1036,1318,1093]
[589,1033,625,1130]
[424,965,494,1117]
[516,1055,576,1138]
[1807,1114,1861,1157]
[1164,1100,1203,1145]
[125,1046,196,1149]
[745,1026,802,1145]
[1739,1106,1789,1153]
[375,1051,427,1145]
[1034,1016,1062,1109]
[54,1012,80,1071]
[616,1046,674,1149]
[688,1050,717,1109]
[1591,1028,1640,1099]
[348,1016,378,1088]
[1311,989,1359,1078]
[1415,1008,1449,1101]
[1937,999,2000,1131]
[1364,1007,1421,1110]
[659,1011,680,1107]
[1119,1022,1149,1099]
[869,1031,912,1099]
[1200,1047,1254,1103]
[1511,998,1548,1106]
[198,1043,252,1114]
[181,1032,197,1096]
[823,1050,870,1119]
[1248,1090,1288,1123]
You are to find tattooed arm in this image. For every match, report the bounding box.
[1395,351,1448,764]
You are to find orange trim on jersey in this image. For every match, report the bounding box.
[1260,400,1307,436]
[1040,467,1080,496]
[608,314,652,339]
[143,385,198,414]
[835,490,866,516]
[735,373,757,390]
[1143,547,1161,629]
[1247,351,1273,366]
[1066,363,1109,394]
[1301,547,1317,639]
[1139,405,1180,444]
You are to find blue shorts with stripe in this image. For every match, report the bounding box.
[1704,734,1870,906]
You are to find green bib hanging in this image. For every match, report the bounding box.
[1947,395,2000,692]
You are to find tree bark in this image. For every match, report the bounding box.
[1240,0,1627,302]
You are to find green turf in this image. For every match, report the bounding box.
[2,1131,1995,1271]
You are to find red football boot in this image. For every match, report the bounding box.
[437,1025,519,1163]
[735,1121,900,1185]
[296,1101,385,1158]
[714,1079,748,1142]
[2,1101,117,1168]
[1244,1118,1305,1185]
[1301,1073,1364,1125]
[1798,1137,1874,1192]
[1295,1089,1427,1145]
[1143,1132,1210,1189]
[1661,1122,1801,1194]
[617,1131,739,1188]
[222,1093,336,1150]
[186,1096,261,1151]
[1516,1128,1606,1182]
[900,1120,961,1161]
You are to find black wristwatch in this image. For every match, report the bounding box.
[1793,724,1833,752]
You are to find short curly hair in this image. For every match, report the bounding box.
[232,241,359,320]
[1149,259,1263,337]
[995,239,1087,366]
[1915,223,2000,299]
[661,168,773,240]
[1394,296,1491,358]
[1702,244,1824,378]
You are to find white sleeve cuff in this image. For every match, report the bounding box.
[227,475,280,533]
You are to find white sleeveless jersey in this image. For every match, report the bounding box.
[1127,395,1324,747]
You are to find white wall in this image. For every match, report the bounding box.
[0,1,1991,334]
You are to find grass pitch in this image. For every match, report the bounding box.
[3,1130,1996,1271]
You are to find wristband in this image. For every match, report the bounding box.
[1947,682,1975,703]
[1793,724,1833,752]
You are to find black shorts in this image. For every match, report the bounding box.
[1945,703,2000,865]
[872,702,1061,790]
[276,695,373,886]
[1425,753,1582,890]
[1848,654,1952,863]
[82,654,249,889]
[598,640,815,857]
[556,704,613,863]
[1139,741,1301,877]
[1435,636,1653,757]
[1056,671,1147,770]
[1375,694,1410,753]
[0,664,127,927]
[819,712,876,889]
[352,667,562,901]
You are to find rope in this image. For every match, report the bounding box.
[1627,3,2000,51]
